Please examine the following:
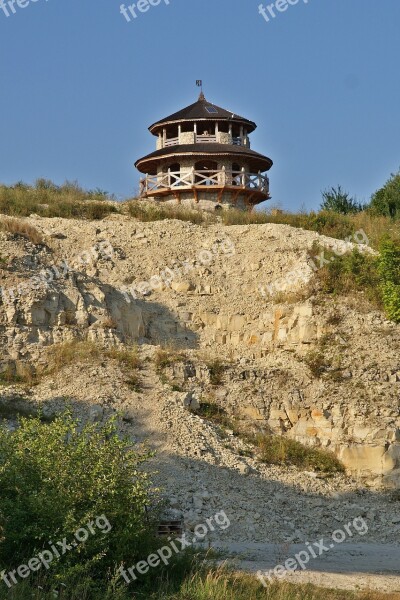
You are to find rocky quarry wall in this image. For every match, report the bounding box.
[0,214,399,489]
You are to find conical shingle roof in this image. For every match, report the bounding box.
[149,93,256,134]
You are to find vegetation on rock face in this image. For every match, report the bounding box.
[312,238,400,323]
[0,217,44,245]
[191,397,344,475]
[206,359,227,386]
[153,346,187,372]
[378,238,400,323]
[255,435,345,474]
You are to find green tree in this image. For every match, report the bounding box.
[370,171,400,219]
[320,185,363,215]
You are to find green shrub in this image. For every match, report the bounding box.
[194,402,234,430]
[320,185,364,215]
[370,171,400,219]
[0,413,157,590]
[312,245,381,306]
[303,351,329,378]
[378,238,400,322]
[206,359,226,386]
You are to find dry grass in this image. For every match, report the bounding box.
[46,340,102,373]
[350,211,400,249]
[0,180,119,220]
[41,341,141,390]
[0,217,44,245]
[139,567,400,600]
[126,200,208,224]
[255,434,345,474]
[153,345,187,371]
[0,361,37,386]
[0,568,397,599]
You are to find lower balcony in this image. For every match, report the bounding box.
[139,168,270,199]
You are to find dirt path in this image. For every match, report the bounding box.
[216,542,400,593]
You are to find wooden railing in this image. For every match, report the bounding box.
[162,135,244,148]
[164,137,179,147]
[140,169,269,196]
[196,134,217,143]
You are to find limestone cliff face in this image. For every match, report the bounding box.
[0,215,399,488]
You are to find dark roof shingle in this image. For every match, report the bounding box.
[149,95,256,133]
[136,143,273,174]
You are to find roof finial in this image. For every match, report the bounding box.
[196,80,205,101]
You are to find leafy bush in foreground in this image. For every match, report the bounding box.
[0,414,157,590]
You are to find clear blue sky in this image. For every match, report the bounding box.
[1,0,399,211]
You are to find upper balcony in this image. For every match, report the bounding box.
[157,124,251,150]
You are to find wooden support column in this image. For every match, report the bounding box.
[241,166,246,187]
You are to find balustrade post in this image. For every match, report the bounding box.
[221,165,226,186]
[168,168,171,188]
[241,167,246,187]
[258,171,261,191]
